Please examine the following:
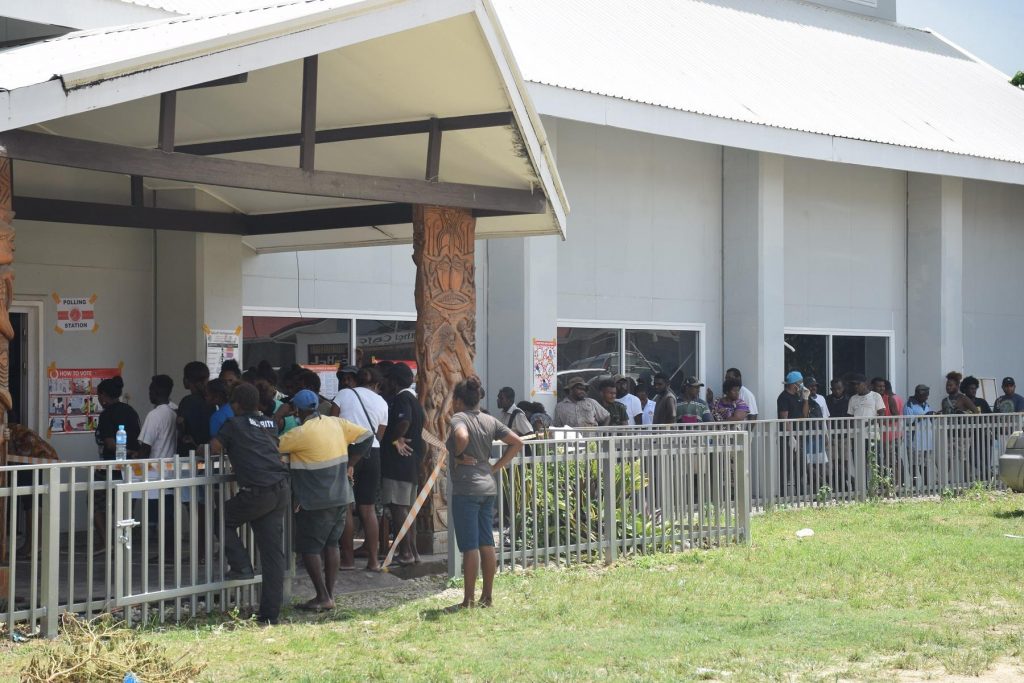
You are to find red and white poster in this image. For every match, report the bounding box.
[53,293,97,333]
[47,363,121,436]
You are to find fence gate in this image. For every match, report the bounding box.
[112,461,262,626]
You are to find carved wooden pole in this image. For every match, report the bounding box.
[0,152,14,575]
[412,204,476,552]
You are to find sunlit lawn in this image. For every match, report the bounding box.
[5,490,1024,682]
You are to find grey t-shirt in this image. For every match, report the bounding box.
[448,410,511,496]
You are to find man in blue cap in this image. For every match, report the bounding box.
[777,370,810,420]
[279,389,371,611]
[777,371,810,496]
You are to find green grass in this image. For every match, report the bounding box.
[6,491,1024,682]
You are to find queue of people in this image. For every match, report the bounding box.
[88,356,1021,622]
[91,358,430,624]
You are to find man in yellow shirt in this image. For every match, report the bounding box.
[279,390,370,611]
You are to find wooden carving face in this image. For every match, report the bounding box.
[0,226,15,267]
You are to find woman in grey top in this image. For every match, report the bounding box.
[447,377,523,610]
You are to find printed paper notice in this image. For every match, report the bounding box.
[532,338,556,396]
[54,293,97,333]
[302,364,340,400]
[205,328,240,377]
[47,364,120,436]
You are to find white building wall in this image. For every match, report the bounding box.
[549,118,723,382]
[783,157,908,391]
[243,244,416,318]
[963,179,1024,384]
[13,221,155,462]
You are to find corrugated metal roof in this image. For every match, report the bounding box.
[0,0,365,91]
[116,0,273,16]
[492,0,1024,166]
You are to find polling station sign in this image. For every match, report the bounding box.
[53,293,97,333]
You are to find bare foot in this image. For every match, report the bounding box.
[478,597,493,608]
[443,601,473,614]
[298,598,335,612]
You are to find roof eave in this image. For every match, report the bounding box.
[530,83,1024,187]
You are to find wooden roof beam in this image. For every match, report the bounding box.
[0,129,546,215]
[172,111,514,156]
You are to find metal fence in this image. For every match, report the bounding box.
[2,412,1016,635]
[566,412,1022,509]
[448,429,751,576]
[0,454,271,637]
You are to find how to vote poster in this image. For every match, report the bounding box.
[47,363,121,436]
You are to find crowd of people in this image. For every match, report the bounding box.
[532,367,1023,431]
[86,358,1021,622]
[91,358,437,624]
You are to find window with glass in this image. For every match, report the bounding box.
[356,319,416,367]
[557,325,700,395]
[243,317,351,371]
[784,331,890,385]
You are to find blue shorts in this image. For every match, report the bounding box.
[451,495,495,552]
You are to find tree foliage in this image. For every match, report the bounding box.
[1011,71,1024,88]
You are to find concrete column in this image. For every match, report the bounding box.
[907,174,964,387]
[722,149,785,418]
[485,234,559,415]
[153,189,243,387]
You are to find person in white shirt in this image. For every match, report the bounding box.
[806,377,830,418]
[846,374,886,418]
[138,374,178,461]
[614,375,643,425]
[496,387,533,436]
[636,382,656,425]
[137,374,178,550]
[333,365,388,571]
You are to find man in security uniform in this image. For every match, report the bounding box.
[210,382,289,625]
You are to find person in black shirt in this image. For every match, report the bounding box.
[95,376,141,458]
[825,378,850,418]
[380,363,424,565]
[210,383,289,625]
[178,361,214,453]
[94,375,141,545]
[960,376,992,414]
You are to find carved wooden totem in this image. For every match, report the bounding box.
[0,154,13,573]
[412,205,476,544]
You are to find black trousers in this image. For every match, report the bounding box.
[223,482,289,622]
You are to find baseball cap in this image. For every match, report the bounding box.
[612,373,627,382]
[338,365,359,375]
[784,371,803,385]
[804,376,818,387]
[1003,377,1016,386]
[682,376,704,388]
[914,384,930,393]
[566,376,587,389]
[292,389,319,411]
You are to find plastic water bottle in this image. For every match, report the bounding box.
[115,425,128,461]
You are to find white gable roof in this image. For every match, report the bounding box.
[0,0,569,249]
[494,0,1024,183]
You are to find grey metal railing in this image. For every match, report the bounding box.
[448,429,751,577]
[0,452,278,637]
[564,412,1022,509]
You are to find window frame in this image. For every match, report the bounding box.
[243,305,416,372]
[558,319,706,384]
[784,326,894,386]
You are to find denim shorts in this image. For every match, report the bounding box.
[451,495,495,552]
